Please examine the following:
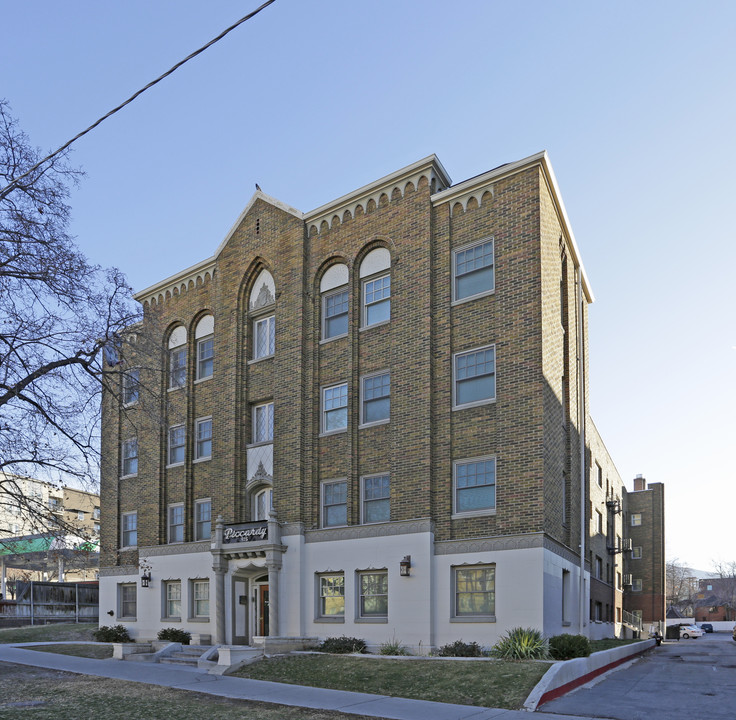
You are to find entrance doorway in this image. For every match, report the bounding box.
[255,576,269,638]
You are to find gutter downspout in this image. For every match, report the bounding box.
[577,267,587,635]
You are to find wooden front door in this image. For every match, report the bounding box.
[257,584,269,637]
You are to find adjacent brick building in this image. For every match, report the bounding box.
[99,152,663,648]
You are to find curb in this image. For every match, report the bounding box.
[523,639,655,711]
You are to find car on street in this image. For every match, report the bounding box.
[680,624,704,639]
[700,623,714,633]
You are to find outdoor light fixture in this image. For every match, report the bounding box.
[399,555,411,577]
[140,570,152,588]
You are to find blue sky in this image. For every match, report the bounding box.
[3,1,735,571]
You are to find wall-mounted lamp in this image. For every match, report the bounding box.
[399,555,412,577]
[140,571,152,588]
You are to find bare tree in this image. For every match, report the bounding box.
[0,100,141,539]
[666,558,697,613]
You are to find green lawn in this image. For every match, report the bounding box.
[0,623,97,644]
[232,654,549,709]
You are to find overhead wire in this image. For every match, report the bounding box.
[0,0,277,201]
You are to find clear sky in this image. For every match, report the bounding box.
[2,1,734,571]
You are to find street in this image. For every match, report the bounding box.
[540,631,736,719]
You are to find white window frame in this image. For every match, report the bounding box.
[322,286,349,341]
[322,479,348,528]
[191,579,210,618]
[194,499,211,541]
[164,580,182,619]
[196,335,214,381]
[452,564,496,620]
[321,382,348,435]
[252,487,273,521]
[631,513,642,527]
[121,511,137,548]
[357,570,388,620]
[252,402,274,444]
[253,314,275,360]
[361,474,390,524]
[632,546,643,560]
[168,503,185,544]
[122,368,140,406]
[317,573,345,619]
[119,583,137,619]
[362,273,391,328]
[453,345,496,409]
[452,238,495,303]
[169,346,187,389]
[360,371,390,427]
[195,417,212,461]
[121,438,138,477]
[452,456,496,518]
[168,424,185,466]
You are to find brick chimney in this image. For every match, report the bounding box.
[633,474,647,491]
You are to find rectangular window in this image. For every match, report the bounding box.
[595,509,603,535]
[632,546,643,560]
[169,347,187,389]
[631,513,642,527]
[362,474,390,524]
[122,368,140,405]
[94,507,100,519]
[361,372,390,425]
[319,574,345,617]
[596,462,603,487]
[454,457,496,514]
[196,336,214,380]
[359,571,388,618]
[322,383,347,433]
[322,480,347,527]
[363,274,390,326]
[77,511,85,521]
[119,583,136,619]
[195,418,212,460]
[454,565,495,617]
[121,438,138,477]
[453,239,494,301]
[192,580,210,618]
[165,581,181,618]
[121,511,137,547]
[253,315,275,359]
[195,499,211,541]
[632,578,643,592]
[323,288,349,339]
[454,346,496,408]
[168,504,184,543]
[595,556,602,579]
[253,402,274,444]
[168,425,185,466]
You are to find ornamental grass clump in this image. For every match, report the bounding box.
[549,633,591,660]
[379,634,410,656]
[491,627,549,660]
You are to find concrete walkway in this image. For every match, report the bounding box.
[0,642,598,720]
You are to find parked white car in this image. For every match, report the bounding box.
[680,624,705,639]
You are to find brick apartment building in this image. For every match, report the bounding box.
[99,152,663,649]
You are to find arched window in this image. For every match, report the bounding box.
[253,487,273,521]
[168,326,187,389]
[194,315,214,380]
[359,248,391,328]
[249,270,275,359]
[320,263,349,340]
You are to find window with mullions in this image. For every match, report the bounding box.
[168,425,185,466]
[165,581,181,618]
[453,239,494,301]
[322,480,347,527]
[362,474,390,524]
[121,438,138,477]
[454,457,496,515]
[168,504,184,543]
[358,571,388,618]
[454,565,495,617]
[192,580,209,618]
[119,583,137,619]
[253,315,275,359]
[318,574,345,617]
[361,372,390,425]
[322,383,347,433]
[195,418,212,460]
[454,346,496,408]
[323,288,349,339]
[194,499,211,541]
[363,274,390,327]
[169,347,186,389]
[122,368,140,405]
[196,336,214,380]
[253,402,274,444]
[121,511,137,547]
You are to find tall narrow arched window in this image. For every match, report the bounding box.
[320,263,349,340]
[194,315,214,380]
[359,248,391,328]
[168,326,187,389]
[253,487,273,521]
[249,269,275,360]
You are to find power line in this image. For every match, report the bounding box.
[0,0,277,201]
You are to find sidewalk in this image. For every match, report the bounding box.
[0,642,595,720]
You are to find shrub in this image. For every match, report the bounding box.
[436,639,483,657]
[549,633,591,660]
[319,636,367,654]
[491,627,548,660]
[93,625,131,643]
[379,634,410,656]
[157,628,191,644]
